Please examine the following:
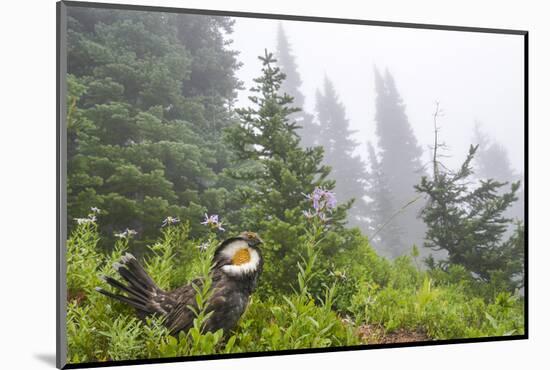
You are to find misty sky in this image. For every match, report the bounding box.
[229,16,525,173]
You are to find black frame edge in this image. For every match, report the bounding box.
[56,2,61,368]
[57,1,69,368]
[63,335,528,369]
[60,0,527,35]
[523,32,529,338]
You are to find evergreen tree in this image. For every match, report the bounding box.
[372,67,426,257]
[227,50,350,295]
[315,76,369,227]
[472,123,524,222]
[472,123,516,182]
[365,142,402,257]
[416,143,523,290]
[275,23,317,148]
[66,8,242,248]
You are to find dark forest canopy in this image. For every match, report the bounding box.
[66,8,244,248]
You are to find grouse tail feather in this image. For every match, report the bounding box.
[96,253,162,315]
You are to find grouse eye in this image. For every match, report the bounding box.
[232,248,251,265]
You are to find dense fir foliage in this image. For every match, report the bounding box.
[226,51,352,297]
[65,8,525,364]
[66,8,242,248]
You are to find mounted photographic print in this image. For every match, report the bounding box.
[56,1,528,368]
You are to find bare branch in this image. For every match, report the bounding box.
[432,102,445,180]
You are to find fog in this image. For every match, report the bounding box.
[230,17,524,172]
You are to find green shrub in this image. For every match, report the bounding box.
[350,256,524,340]
[66,215,524,364]
[228,295,357,352]
[66,218,357,364]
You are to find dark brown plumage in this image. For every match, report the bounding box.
[96,232,263,336]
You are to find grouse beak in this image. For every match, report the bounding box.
[249,237,263,247]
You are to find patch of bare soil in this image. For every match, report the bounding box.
[357,324,430,344]
[67,289,87,305]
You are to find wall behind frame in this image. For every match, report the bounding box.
[1,0,546,369]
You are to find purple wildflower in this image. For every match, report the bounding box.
[303,187,337,223]
[325,191,337,209]
[201,213,225,232]
[312,187,337,212]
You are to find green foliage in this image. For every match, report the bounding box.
[66,215,523,364]
[66,8,242,249]
[226,50,352,297]
[66,220,356,364]
[67,220,101,297]
[350,255,524,340]
[415,144,523,291]
[145,224,191,289]
[228,295,357,351]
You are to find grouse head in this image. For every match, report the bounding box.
[213,231,264,283]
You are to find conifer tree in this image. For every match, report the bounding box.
[276,23,317,148]
[371,67,426,257]
[315,76,369,227]
[227,50,349,294]
[472,123,524,222]
[472,123,516,182]
[66,8,242,247]
[365,143,403,257]
[416,144,523,290]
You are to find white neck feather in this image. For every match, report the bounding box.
[220,240,260,276]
